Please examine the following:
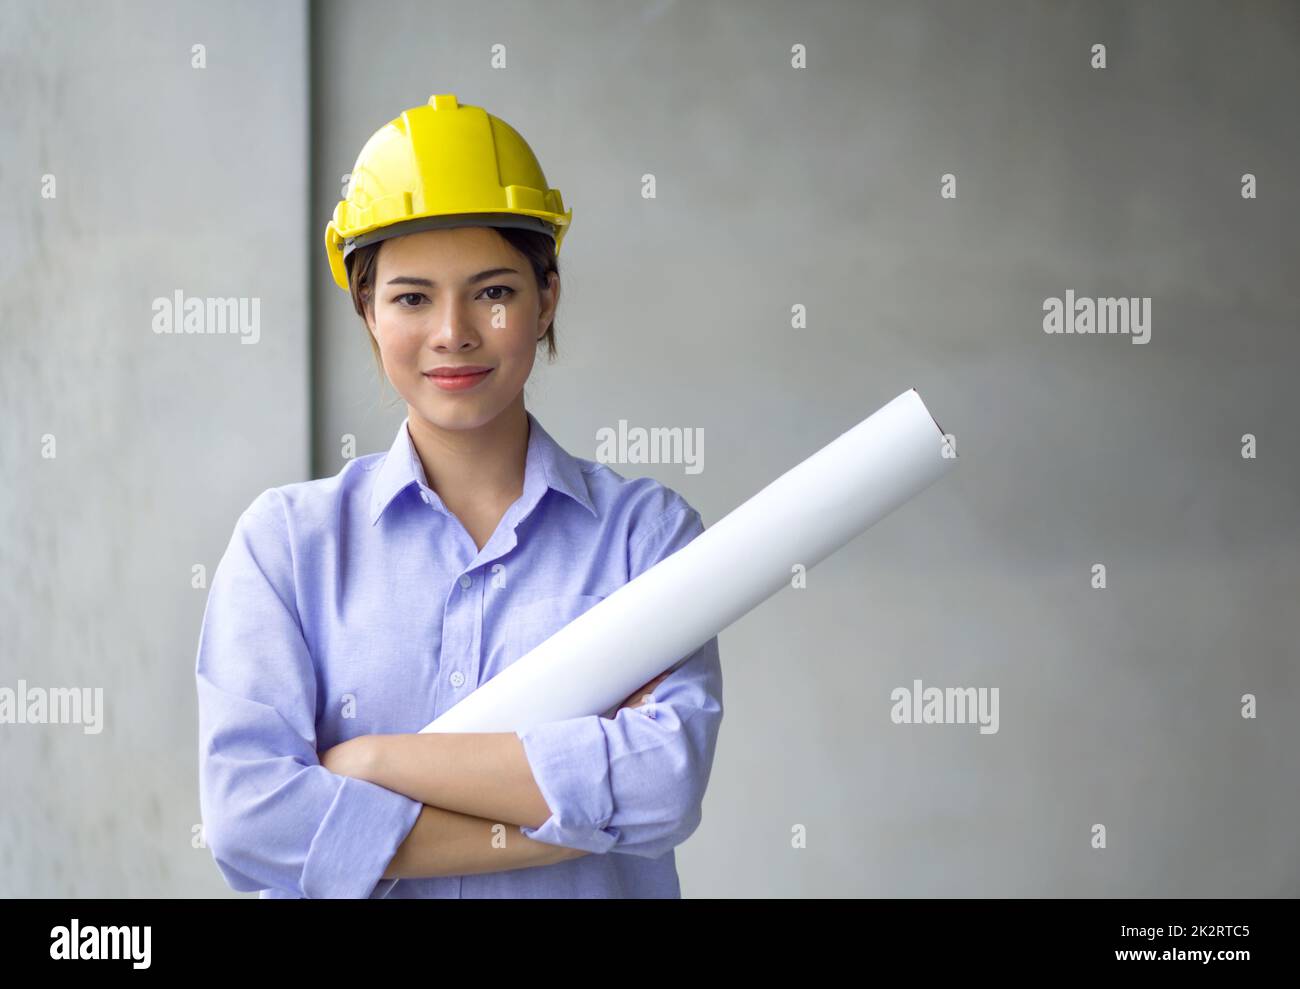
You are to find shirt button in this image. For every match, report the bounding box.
[449,671,466,687]
[458,574,472,589]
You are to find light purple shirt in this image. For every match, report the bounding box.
[195,410,724,898]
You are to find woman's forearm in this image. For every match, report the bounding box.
[383,803,589,880]
[365,731,554,829]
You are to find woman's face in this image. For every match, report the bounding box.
[364,226,558,431]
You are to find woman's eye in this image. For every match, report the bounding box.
[393,287,512,307]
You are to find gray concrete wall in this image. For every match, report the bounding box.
[0,0,309,894]
[3,0,1296,897]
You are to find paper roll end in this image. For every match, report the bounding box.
[908,387,948,442]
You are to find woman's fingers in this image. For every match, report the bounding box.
[621,671,671,709]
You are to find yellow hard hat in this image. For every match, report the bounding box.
[324,93,572,291]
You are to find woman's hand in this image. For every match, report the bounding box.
[319,734,378,781]
[604,671,671,719]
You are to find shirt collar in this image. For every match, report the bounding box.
[368,410,598,525]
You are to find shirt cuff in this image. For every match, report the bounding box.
[301,775,423,898]
[516,716,621,854]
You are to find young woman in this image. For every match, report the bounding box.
[195,94,724,898]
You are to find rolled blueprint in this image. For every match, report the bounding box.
[420,387,955,734]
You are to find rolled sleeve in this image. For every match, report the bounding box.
[196,491,423,898]
[516,498,724,859]
[516,716,622,854]
[302,776,423,899]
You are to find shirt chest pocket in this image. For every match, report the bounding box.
[500,593,606,664]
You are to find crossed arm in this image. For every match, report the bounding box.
[319,672,669,880]
[322,730,582,879]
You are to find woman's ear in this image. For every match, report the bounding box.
[538,270,560,335]
[362,292,377,337]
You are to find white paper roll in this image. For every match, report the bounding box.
[420,387,955,734]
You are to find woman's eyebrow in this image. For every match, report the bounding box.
[386,268,519,288]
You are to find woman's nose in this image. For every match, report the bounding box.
[426,298,480,349]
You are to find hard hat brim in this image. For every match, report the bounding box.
[343,212,559,258]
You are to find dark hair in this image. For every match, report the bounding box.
[345,226,560,376]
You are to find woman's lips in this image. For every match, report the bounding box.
[425,368,493,392]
